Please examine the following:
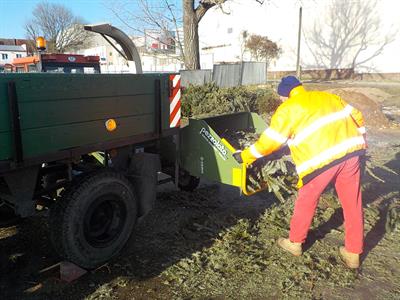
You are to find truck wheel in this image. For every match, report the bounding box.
[177,170,200,192]
[49,170,137,269]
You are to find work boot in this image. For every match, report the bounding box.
[277,238,302,256]
[339,246,360,269]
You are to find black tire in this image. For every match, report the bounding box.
[177,170,200,192]
[49,170,137,269]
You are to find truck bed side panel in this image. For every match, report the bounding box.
[0,73,170,162]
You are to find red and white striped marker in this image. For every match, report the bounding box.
[169,74,181,128]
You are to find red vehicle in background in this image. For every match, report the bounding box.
[5,37,101,73]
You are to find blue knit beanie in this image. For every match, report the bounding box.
[277,76,302,97]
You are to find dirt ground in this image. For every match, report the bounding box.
[0,82,399,300]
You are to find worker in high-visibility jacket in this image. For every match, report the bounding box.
[238,76,366,268]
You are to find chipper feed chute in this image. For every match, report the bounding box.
[179,112,271,195]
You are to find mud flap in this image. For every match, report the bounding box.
[3,166,39,217]
[128,153,161,217]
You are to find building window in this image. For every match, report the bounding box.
[1,53,8,60]
[16,54,22,58]
[227,28,233,34]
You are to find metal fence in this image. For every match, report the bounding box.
[180,69,212,86]
[240,62,267,86]
[212,63,242,87]
[180,62,267,87]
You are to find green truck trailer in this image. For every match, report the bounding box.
[0,24,273,269]
[0,71,271,269]
[0,72,184,268]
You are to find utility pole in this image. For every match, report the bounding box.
[296,6,302,79]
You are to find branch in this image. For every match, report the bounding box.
[107,1,184,62]
[195,1,217,22]
[164,0,185,62]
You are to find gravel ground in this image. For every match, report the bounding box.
[1,82,399,300]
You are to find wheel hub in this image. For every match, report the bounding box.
[83,194,127,248]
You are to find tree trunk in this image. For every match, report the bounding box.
[183,0,201,70]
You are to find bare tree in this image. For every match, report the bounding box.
[239,30,249,61]
[304,0,395,78]
[245,34,281,66]
[109,0,267,70]
[25,2,90,53]
[107,0,185,63]
[183,0,269,69]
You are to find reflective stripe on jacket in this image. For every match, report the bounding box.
[241,85,366,188]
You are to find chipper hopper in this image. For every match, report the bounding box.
[177,112,270,196]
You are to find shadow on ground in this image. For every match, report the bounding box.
[0,181,276,300]
[1,149,398,299]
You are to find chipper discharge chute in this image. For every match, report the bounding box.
[179,112,276,196]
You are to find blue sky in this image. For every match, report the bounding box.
[0,0,120,38]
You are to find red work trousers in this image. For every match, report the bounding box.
[289,156,364,254]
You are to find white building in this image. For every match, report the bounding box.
[76,33,132,73]
[77,0,400,74]
[0,44,27,66]
[77,32,182,73]
[198,0,400,73]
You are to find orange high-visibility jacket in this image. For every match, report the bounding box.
[241,86,366,188]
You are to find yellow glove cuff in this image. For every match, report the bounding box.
[241,148,257,166]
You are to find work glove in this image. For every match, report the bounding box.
[240,148,256,166]
[232,150,243,164]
